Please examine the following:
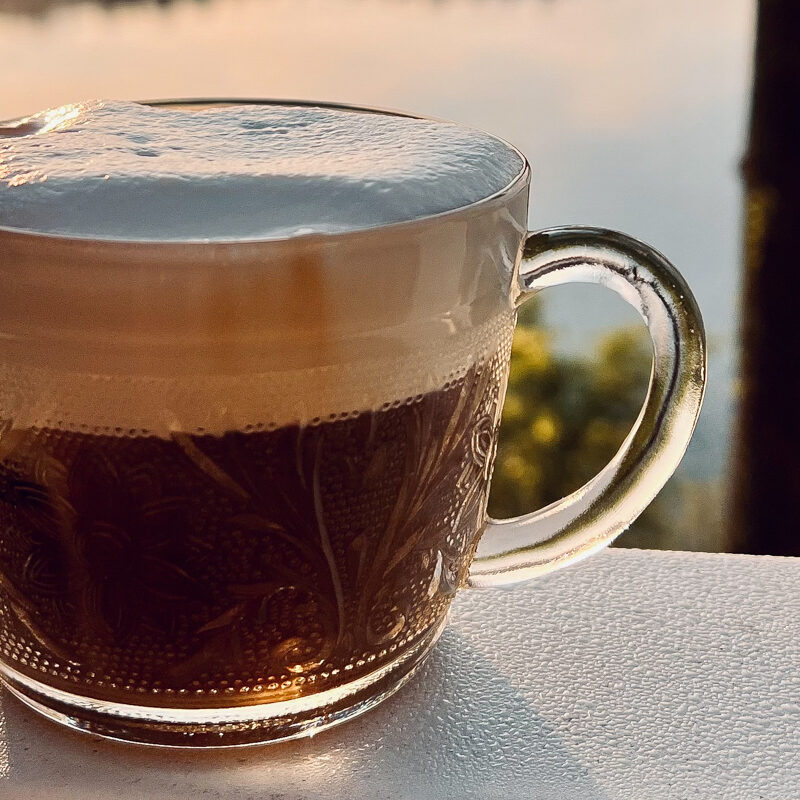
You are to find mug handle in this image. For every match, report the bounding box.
[468,226,707,588]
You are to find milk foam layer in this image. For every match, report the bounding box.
[0,312,517,437]
[0,101,524,240]
[0,101,528,435]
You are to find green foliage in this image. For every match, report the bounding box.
[488,299,681,547]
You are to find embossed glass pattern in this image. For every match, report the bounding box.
[0,352,510,707]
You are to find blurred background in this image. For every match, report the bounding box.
[1,0,791,554]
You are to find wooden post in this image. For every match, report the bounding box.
[733,0,800,554]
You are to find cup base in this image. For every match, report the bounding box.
[0,617,445,747]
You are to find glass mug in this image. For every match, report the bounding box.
[0,100,705,746]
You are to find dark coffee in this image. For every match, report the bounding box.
[0,363,502,708]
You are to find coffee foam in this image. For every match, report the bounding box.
[0,311,517,437]
[0,101,524,240]
[0,204,527,435]
[0,101,528,436]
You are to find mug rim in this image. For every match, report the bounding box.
[0,97,531,249]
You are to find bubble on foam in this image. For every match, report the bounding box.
[0,101,524,240]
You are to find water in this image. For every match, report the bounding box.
[0,0,756,551]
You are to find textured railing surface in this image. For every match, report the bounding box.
[0,547,797,799]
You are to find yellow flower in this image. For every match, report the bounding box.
[531,414,559,445]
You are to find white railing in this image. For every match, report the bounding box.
[0,548,797,799]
